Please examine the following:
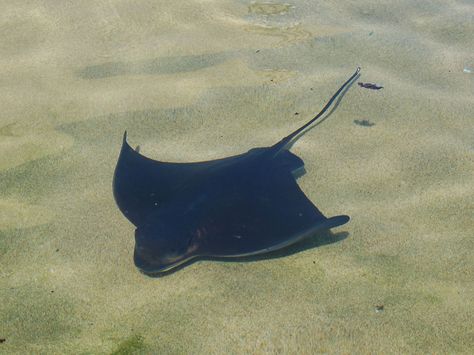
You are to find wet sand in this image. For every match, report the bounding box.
[1,1,473,353]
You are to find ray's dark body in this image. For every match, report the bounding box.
[113,68,360,275]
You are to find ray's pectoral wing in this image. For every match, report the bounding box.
[205,171,349,257]
[113,133,243,226]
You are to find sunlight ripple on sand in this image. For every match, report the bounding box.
[0,123,73,171]
[0,199,54,231]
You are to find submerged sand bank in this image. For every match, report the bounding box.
[0,1,472,353]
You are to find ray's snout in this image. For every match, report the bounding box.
[133,223,192,273]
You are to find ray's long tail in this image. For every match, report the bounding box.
[272,67,361,155]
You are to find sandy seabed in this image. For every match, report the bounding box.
[0,1,473,353]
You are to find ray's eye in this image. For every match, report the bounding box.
[187,236,194,249]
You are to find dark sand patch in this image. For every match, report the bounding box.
[78,53,230,79]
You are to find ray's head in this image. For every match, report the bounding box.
[133,222,196,274]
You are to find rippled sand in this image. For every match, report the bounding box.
[1,1,472,353]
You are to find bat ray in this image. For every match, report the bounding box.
[113,67,360,275]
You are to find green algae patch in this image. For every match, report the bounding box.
[111,335,146,355]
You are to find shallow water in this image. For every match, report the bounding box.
[1,1,473,353]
